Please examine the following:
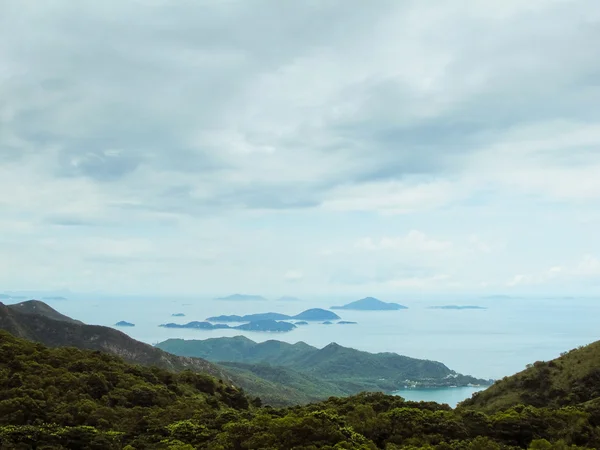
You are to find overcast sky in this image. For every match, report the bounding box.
[1,0,600,298]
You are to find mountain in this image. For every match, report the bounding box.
[207,308,340,322]
[156,336,489,394]
[160,321,231,329]
[234,320,296,332]
[277,296,301,301]
[206,312,291,322]
[7,299,83,324]
[5,330,597,449]
[292,308,340,320]
[331,297,408,310]
[461,339,600,413]
[0,301,227,380]
[160,320,296,332]
[216,294,268,301]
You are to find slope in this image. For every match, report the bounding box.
[2,330,598,449]
[461,340,600,412]
[0,301,226,380]
[157,336,488,394]
[7,299,84,324]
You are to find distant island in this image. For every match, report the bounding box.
[331,297,408,311]
[429,305,487,310]
[171,313,186,317]
[235,320,296,332]
[115,321,135,327]
[276,296,301,302]
[42,296,68,301]
[295,321,308,325]
[215,294,268,301]
[207,308,340,322]
[160,321,230,330]
[160,320,296,332]
[207,312,290,322]
[322,321,333,325]
[337,321,357,325]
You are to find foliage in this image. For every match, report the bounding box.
[156,336,488,406]
[2,331,600,449]
[461,340,600,413]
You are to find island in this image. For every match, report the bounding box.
[337,321,357,325]
[115,321,135,327]
[171,313,186,317]
[331,297,408,311]
[276,296,301,302]
[322,321,333,325]
[215,294,268,301]
[428,305,487,310]
[292,308,340,321]
[159,320,296,332]
[206,312,290,322]
[234,320,296,332]
[295,321,308,325]
[160,321,230,330]
[42,296,68,301]
[206,308,340,322]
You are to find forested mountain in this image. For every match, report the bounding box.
[461,340,600,413]
[1,330,599,449]
[0,301,227,380]
[156,336,488,396]
[0,301,487,407]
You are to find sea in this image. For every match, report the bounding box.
[14,294,600,407]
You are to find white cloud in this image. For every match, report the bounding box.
[356,230,452,252]
[284,270,304,282]
[1,0,599,295]
[507,255,600,287]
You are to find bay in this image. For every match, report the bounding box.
[394,386,485,407]
[20,294,600,405]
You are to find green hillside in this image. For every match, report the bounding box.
[1,330,599,449]
[461,340,600,413]
[0,302,227,380]
[156,336,488,395]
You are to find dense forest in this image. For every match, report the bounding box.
[1,330,599,449]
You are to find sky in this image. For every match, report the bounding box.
[1,0,600,298]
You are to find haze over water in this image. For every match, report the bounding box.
[35,295,600,391]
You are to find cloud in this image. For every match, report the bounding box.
[507,255,600,287]
[356,230,452,252]
[284,270,304,282]
[1,0,599,294]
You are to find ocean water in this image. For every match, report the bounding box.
[19,295,600,405]
[394,386,485,407]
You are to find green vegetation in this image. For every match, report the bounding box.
[331,297,408,310]
[2,330,600,449]
[0,302,228,380]
[156,336,489,405]
[461,341,600,413]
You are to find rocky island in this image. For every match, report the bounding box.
[171,313,186,317]
[115,321,135,327]
[206,308,340,322]
[160,320,296,332]
[160,321,230,330]
[337,321,357,325]
[276,296,301,302]
[331,297,408,311]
